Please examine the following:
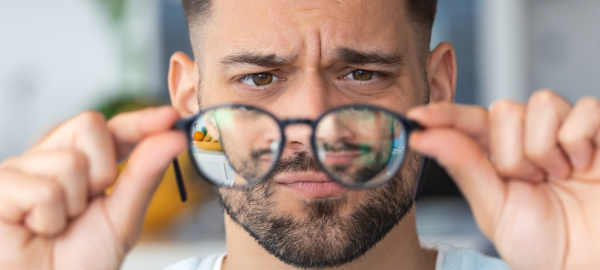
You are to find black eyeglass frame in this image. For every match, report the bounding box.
[172,103,430,203]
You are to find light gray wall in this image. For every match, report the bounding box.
[475,0,529,106]
[528,0,600,103]
[0,0,120,160]
[0,0,160,160]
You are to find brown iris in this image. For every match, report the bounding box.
[352,70,374,81]
[252,73,273,86]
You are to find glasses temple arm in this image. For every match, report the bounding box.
[172,158,188,202]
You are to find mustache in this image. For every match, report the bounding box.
[250,148,273,160]
[267,151,321,178]
[322,142,372,153]
[245,151,321,201]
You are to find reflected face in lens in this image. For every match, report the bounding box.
[207,108,281,184]
[316,109,397,184]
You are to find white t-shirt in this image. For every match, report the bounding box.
[163,241,510,270]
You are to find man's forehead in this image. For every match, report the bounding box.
[202,0,412,61]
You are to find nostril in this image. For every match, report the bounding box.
[286,141,309,151]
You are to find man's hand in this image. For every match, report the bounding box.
[408,90,600,270]
[0,107,186,270]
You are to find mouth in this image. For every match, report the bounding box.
[274,172,349,198]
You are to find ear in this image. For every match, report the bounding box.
[425,42,457,103]
[168,51,200,117]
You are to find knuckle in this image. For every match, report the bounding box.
[524,145,546,161]
[77,110,107,128]
[494,158,520,175]
[576,96,600,111]
[60,150,89,172]
[36,181,65,205]
[530,89,558,103]
[489,99,520,115]
[558,128,579,146]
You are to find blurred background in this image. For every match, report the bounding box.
[1,0,599,269]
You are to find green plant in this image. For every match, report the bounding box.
[94,0,127,24]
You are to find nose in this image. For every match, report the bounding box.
[277,70,334,154]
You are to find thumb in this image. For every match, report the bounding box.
[410,128,506,237]
[104,130,186,249]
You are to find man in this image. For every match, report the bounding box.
[0,0,599,270]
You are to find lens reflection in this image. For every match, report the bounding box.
[315,107,406,188]
[190,106,281,187]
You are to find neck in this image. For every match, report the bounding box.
[222,206,437,270]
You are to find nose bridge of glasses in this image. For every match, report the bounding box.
[279,118,315,151]
[281,118,314,126]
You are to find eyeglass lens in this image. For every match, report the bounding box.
[191,106,282,187]
[188,106,407,188]
[314,108,406,188]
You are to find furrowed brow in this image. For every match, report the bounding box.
[332,47,404,66]
[220,52,295,68]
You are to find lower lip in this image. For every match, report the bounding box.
[281,181,349,198]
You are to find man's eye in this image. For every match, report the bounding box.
[240,73,281,86]
[344,70,379,81]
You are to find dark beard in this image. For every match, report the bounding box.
[217,151,420,269]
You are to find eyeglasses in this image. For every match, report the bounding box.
[172,104,429,202]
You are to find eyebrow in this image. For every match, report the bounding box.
[332,47,404,66]
[220,52,295,68]
[219,47,404,69]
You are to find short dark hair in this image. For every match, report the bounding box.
[181,0,211,28]
[181,0,437,55]
[406,0,438,32]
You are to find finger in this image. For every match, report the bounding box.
[0,170,67,236]
[33,111,117,196]
[409,128,505,238]
[107,106,180,161]
[489,100,545,182]
[104,130,186,249]
[407,102,490,150]
[0,150,89,218]
[525,90,572,178]
[558,97,600,171]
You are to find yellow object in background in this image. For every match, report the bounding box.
[193,131,205,141]
[193,129,223,151]
[194,141,223,151]
[203,133,213,142]
[108,151,210,232]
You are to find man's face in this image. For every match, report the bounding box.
[191,0,429,268]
